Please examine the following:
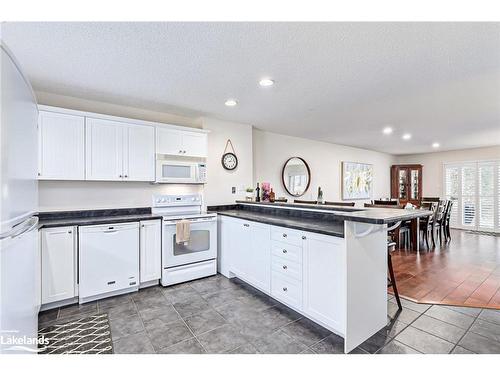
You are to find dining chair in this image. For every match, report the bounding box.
[324,201,355,207]
[419,201,437,250]
[294,199,317,204]
[373,199,399,206]
[273,198,288,203]
[422,197,441,202]
[365,204,409,248]
[444,200,454,242]
[387,222,403,310]
[433,200,448,245]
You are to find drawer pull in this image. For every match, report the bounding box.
[282,249,287,254]
[107,280,116,285]
[282,265,288,270]
[282,287,288,292]
[302,236,306,240]
[282,233,287,238]
[243,223,250,227]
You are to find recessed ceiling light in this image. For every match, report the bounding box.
[382,127,393,135]
[259,78,274,87]
[402,133,412,140]
[432,142,440,148]
[224,99,238,107]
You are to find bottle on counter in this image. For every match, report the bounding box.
[317,186,324,204]
[255,183,261,202]
[269,188,275,203]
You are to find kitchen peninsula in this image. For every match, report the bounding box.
[210,201,431,353]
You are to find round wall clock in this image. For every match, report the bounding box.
[222,152,238,170]
[221,139,238,170]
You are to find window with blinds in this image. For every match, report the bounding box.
[444,160,500,233]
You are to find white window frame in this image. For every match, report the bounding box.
[443,159,500,233]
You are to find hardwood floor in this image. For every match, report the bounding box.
[390,229,500,310]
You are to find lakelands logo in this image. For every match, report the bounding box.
[1,330,49,353]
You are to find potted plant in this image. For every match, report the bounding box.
[245,187,254,201]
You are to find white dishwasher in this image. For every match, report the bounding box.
[79,222,139,303]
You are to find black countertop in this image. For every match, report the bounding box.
[233,201,432,224]
[38,207,163,229]
[215,209,345,238]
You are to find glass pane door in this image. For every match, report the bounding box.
[398,169,408,199]
[478,163,495,230]
[410,169,419,200]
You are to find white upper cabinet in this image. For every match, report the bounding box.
[37,106,206,181]
[156,127,207,158]
[86,118,155,181]
[85,118,124,181]
[124,124,155,181]
[38,111,85,180]
[182,132,207,157]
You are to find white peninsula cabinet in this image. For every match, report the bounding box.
[86,118,155,181]
[218,214,387,353]
[38,111,85,180]
[40,226,77,307]
[139,220,162,285]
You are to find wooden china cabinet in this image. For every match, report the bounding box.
[390,164,423,206]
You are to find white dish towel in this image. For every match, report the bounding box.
[176,220,191,244]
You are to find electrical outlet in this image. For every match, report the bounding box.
[231,186,236,194]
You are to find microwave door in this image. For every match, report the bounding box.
[158,162,195,183]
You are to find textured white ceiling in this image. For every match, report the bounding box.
[3,22,500,155]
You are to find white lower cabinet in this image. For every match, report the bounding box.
[302,233,345,333]
[219,216,345,336]
[224,218,271,294]
[41,226,77,305]
[139,220,162,284]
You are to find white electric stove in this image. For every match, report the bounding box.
[152,194,217,286]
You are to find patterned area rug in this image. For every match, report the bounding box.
[38,313,113,354]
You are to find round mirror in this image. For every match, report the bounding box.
[282,157,311,197]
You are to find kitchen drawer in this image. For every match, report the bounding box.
[271,271,302,310]
[271,241,302,264]
[271,226,305,246]
[272,255,302,281]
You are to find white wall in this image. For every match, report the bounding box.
[395,145,500,197]
[252,129,395,206]
[202,117,253,206]
[38,181,201,211]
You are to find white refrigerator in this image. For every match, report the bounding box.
[0,41,40,353]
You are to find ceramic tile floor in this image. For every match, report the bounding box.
[38,274,500,354]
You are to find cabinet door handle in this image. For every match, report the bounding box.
[282,287,288,292]
[179,150,182,153]
[302,236,306,240]
[119,174,123,178]
[124,175,128,178]
[282,249,287,254]
[282,265,287,270]
[68,230,72,234]
[282,233,287,238]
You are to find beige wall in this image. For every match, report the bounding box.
[202,118,254,206]
[252,129,396,206]
[395,146,500,197]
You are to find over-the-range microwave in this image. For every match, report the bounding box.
[155,156,207,184]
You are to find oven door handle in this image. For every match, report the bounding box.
[163,217,217,225]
